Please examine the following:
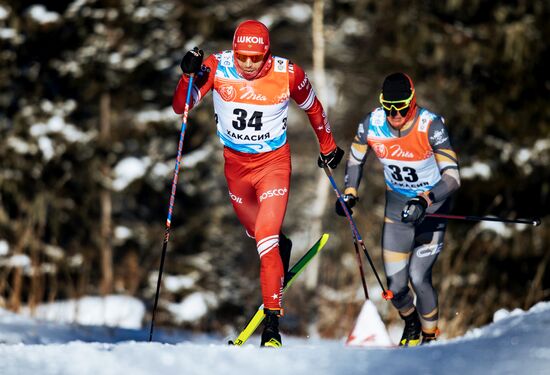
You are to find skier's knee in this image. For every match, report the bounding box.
[387,276,408,299]
[409,271,430,293]
[390,288,413,310]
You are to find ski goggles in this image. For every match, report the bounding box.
[379,90,415,116]
[234,52,265,63]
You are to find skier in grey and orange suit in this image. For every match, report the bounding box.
[337,73,461,346]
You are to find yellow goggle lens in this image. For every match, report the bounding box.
[379,90,415,111]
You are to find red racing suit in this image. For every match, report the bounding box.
[172,50,337,309]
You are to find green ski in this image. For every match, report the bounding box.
[229,233,330,346]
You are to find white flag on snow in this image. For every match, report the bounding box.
[346,299,393,347]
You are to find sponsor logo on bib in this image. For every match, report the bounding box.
[275,58,286,72]
[239,85,267,101]
[389,144,414,158]
[372,143,388,158]
[218,85,236,101]
[371,109,386,126]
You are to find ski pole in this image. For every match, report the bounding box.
[149,73,195,342]
[322,166,393,300]
[426,213,541,227]
[353,237,370,300]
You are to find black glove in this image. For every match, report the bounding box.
[180,47,204,74]
[318,146,344,169]
[401,196,428,225]
[335,194,357,217]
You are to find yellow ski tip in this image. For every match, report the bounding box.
[320,233,330,247]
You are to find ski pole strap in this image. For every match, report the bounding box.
[426,213,541,227]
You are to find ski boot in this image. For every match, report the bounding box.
[279,233,292,283]
[421,329,438,345]
[261,309,282,348]
[399,309,421,347]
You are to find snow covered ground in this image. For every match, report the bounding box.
[1,300,549,375]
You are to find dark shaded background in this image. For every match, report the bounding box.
[0,0,548,339]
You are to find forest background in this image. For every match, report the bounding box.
[0,0,548,339]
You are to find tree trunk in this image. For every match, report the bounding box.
[301,0,330,339]
[8,221,32,312]
[29,195,47,314]
[99,92,114,295]
[304,0,330,291]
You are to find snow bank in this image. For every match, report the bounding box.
[20,295,145,329]
[0,301,549,375]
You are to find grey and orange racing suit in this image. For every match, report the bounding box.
[343,106,460,334]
